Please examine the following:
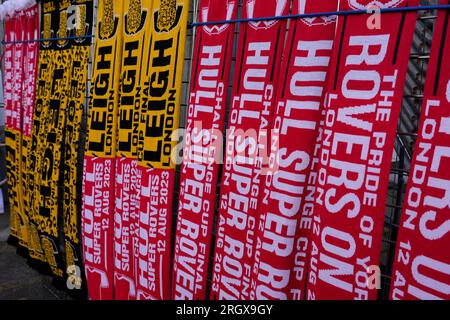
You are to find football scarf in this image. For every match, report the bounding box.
[136,0,190,300]
[306,0,418,300]
[28,0,59,264]
[62,0,94,289]
[114,0,153,300]
[12,12,29,249]
[250,0,337,300]
[5,11,29,249]
[4,15,21,245]
[210,0,289,300]
[34,0,73,278]
[172,0,238,300]
[21,5,40,255]
[390,0,450,300]
[83,0,124,300]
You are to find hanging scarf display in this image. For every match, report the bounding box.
[83,0,125,300]
[210,0,289,300]
[136,0,190,300]
[114,0,154,300]
[250,0,338,300]
[172,0,238,300]
[390,0,450,300]
[306,0,419,300]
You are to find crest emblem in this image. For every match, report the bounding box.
[347,0,405,10]
[201,1,235,35]
[298,0,337,26]
[154,0,182,33]
[99,0,119,40]
[246,0,288,30]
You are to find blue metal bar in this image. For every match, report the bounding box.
[0,35,94,45]
[1,4,450,44]
[188,4,450,28]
